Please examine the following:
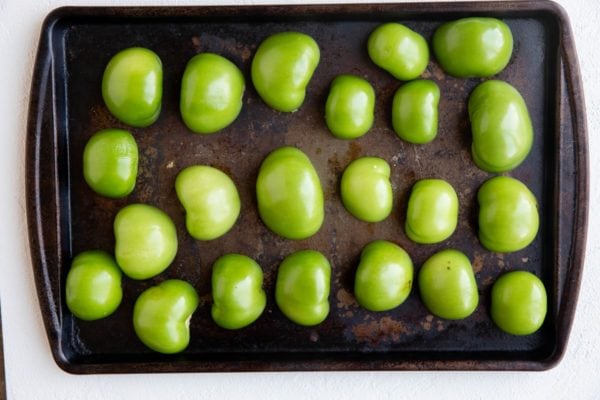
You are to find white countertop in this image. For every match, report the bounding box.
[1,0,599,398]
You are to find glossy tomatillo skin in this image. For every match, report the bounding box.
[256,146,324,239]
[175,165,240,241]
[469,80,533,173]
[83,128,138,198]
[433,17,513,78]
[102,47,162,127]
[354,240,413,312]
[66,250,123,321]
[491,270,547,336]
[114,204,178,280]
[392,80,440,144]
[405,179,458,244]
[367,23,429,81]
[340,157,393,222]
[275,250,331,326]
[211,254,266,330]
[251,31,320,112]
[325,75,375,139]
[133,279,199,354]
[180,53,245,134]
[418,249,479,320]
[478,176,539,253]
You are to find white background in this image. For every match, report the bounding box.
[1,0,599,398]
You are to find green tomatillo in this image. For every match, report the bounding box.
[418,249,479,320]
[469,80,533,173]
[66,250,123,321]
[175,165,241,241]
[275,250,331,326]
[114,203,178,280]
[256,146,324,239]
[340,157,393,223]
[83,128,138,198]
[102,47,162,127]
[433,17,513,78]
[491,270,547,336]
[392,80,440,144]
[180,53,245,134]
[133,279,199,354]
[478,176,539,253]
[354,240,413,312]
[325,75,375,139]
[405,179,458,244]
[211,254,266,330]
[251,31,320,112]
[367,23,429,81]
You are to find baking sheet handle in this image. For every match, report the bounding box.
[553,0,588,366]
[26,16,66,366]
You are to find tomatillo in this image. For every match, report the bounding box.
[367,23,429,81]
[418,249,479,320]
[211,254,266,330]
[114,203,178,280]
[275,250,331,326]
[256,146,324,239]
[354,240,413,312]
[251,31,320,112]
[340,157,393,222]
[433,17,513,78]
[133,279,199,354]
[325,74,375,139]
[83,128,138,198]
[478,176,539,253]
[392,80,440,144]
[180,53,245,134]
[491,270,547,336]
[66,250,123,321]
[469,80,533,173]
[102,47,162,127]
[405,179,458,244]
[175,165,240,241]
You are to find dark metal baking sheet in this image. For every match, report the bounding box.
[26,1,588,373]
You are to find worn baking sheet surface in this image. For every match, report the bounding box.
[26,2,587,372]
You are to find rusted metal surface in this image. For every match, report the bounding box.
[26,1,587,373]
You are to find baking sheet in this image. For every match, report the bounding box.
[26,1,588,372]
